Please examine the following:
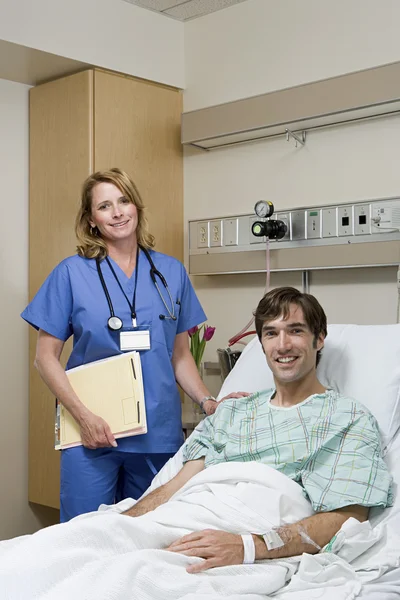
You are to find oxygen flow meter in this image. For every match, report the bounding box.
[251,201,287,240]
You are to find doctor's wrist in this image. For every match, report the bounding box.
[199,396,217,415]
[74,405,95,426]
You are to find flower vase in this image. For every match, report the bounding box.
[192,362,205,423]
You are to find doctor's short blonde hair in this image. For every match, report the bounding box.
[75,167,155,260]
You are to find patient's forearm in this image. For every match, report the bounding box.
[122,458,205,517]
[123,485,172,517]
[253,505,368,560]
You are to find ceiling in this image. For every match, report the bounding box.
[122,0,250,21]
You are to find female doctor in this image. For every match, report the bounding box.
[22,167,225,522]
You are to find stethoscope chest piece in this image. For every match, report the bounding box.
[97,246,177,330]
[108,316,123,331]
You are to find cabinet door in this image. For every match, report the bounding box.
[93,70,183,260]
[29,70,93,508]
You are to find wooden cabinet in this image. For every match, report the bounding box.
[29,69,183,508]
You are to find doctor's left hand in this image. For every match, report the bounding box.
[203,392,250,416]
[167,529,244,573]
[217,391,251,406]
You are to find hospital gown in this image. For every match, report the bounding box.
[183,389,393,512]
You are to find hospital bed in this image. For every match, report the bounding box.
[2,323,399,600]
[147,322,400,599]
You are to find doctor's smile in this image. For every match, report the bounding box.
[110,220,129,227]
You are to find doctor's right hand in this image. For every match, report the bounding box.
[78,411,118,449]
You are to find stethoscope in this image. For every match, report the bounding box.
[96,246,179,331]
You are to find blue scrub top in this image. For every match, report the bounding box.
[21,250,207,454]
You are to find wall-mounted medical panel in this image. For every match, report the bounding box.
[188,198,400,275]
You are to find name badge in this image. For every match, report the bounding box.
[120,328,151,352]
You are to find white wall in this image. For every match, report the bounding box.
[184,0,400,110]
[0,79,59,538]
[0,0,184,88]
[183,0,400,389]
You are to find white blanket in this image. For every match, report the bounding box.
[0,462,398,600]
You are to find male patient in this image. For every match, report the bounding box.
[124,286,392,572]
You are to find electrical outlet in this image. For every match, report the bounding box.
[210,220,223,247]
[338,206,353,236]
[197,221,209,248]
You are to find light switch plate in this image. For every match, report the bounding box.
[322,208,338,238]
[306,209,321,239]
[223,218,239,246]
[290,211,306,240]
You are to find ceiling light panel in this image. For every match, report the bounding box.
[122,1,188,11]
[165,0,248,20]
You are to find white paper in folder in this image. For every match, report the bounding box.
[55,351,147,450]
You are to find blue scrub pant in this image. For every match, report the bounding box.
[60,447,175,522]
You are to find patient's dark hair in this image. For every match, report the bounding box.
[254,287,328,366]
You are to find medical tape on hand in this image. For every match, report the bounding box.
[241,534,255,564]
[262,529,285,551]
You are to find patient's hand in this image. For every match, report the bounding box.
[167,529,244,573]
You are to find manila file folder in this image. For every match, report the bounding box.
[55,351,147,450]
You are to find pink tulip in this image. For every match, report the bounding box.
[203,326,216,342]
[188,326,199,337]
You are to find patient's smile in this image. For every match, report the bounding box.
[276,357,297,363]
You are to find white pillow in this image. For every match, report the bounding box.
[217,324,400,450]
